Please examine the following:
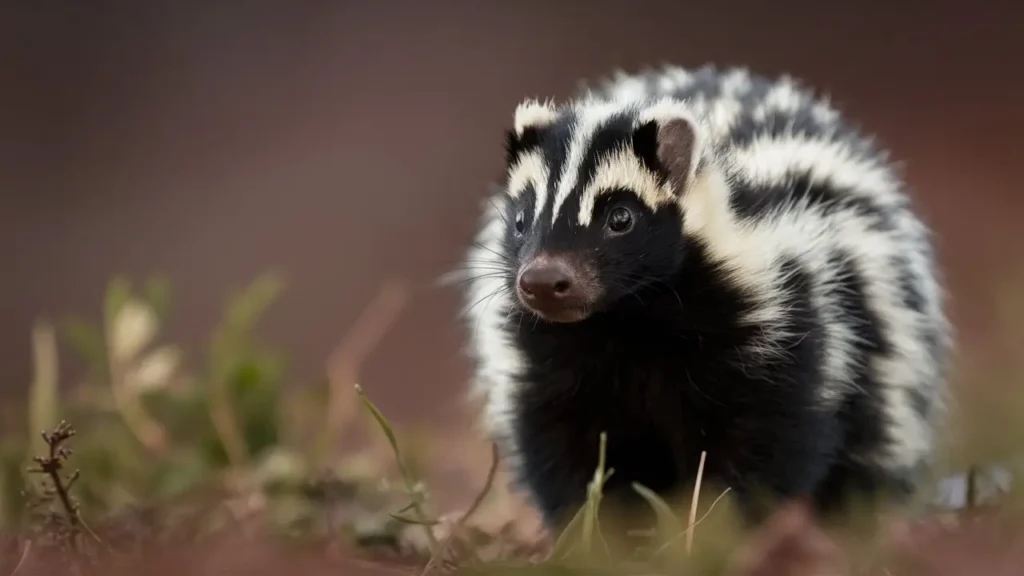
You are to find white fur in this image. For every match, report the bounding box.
[720,68,752,97]
[513,98,559,135]
[553,97,706,227]
[576,147,673,226]
[729,136,903,207]
[606,69,649,101]
[459,191,523,448]
[682,134,946,469]
[507,150,549,202]
[561,99,707,227]
[549,99,629,226]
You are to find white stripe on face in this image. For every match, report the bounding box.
[576,147,672,226]
[549,101,627,227]
[507,150,548,200]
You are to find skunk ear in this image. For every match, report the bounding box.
[506,99,557,166]
[632,100,702,196]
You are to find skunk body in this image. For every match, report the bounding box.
[457,64,951,530]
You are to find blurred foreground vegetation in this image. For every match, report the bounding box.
[1,272,1024,575]
[1,274,446,541]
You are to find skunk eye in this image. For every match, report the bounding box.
[606,206,634,234]
[514,210,526,235]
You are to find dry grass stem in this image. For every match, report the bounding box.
[325,279,409,460]
[686,450,707,555]
[28,322,59,459]
[419,441,501,575]
[654,487,733,556]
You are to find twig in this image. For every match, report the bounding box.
[323,280,409,462]
[456,442,502,530]
[419,442,501,575]
[28,421,102,544]
[31,423,80,529]
[686,450,707,555]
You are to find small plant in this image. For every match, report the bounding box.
[28,421,83,531]
[18,420,105,576]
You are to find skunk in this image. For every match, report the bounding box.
[456,64,952,531]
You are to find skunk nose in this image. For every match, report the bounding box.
[518,259,575,303]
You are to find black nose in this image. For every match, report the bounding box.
[518,260,574,303]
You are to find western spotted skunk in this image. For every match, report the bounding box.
[456,64,952,532]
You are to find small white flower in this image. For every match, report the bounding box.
[127,345,181,393]
[110,298,158,362]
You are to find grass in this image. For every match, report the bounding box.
[2,271,1024,575]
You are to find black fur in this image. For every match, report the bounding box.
[504,233,846,528]
[500,182,871,528]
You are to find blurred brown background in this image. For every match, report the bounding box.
[1,0,1022,428]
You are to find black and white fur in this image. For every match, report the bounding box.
[455,64,952,531]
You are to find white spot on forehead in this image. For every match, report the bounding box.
[549,100,631,226]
